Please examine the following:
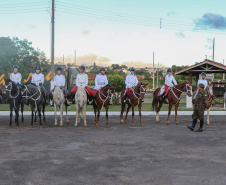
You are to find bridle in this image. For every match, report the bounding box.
[95,86,113,109]
[206,85,214,102]
[5,82,20,109]
[171,83,192,105]
[22,85,42,111]
[132,84,147,100]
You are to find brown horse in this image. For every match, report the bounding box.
[152,82,192,124]
[93,84,114,127]
[120,82,148,126]
[192,82,214,125]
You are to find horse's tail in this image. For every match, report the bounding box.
[152,89,159,111]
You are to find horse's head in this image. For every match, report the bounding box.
[102,84,114,93]
[135,82,148,99]
[5,79,19,98]
[207,81,214,98]
[21,85,30,105]
[180,81,192,97]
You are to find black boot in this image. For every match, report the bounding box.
[187,119,197,131]
[196,119,204,132]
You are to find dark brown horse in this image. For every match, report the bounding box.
[192,82,214,125]
[93,84,114,127]
[152,82,192,124]
[120,82,148,126]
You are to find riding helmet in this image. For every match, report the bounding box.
[35,66,41,70]
[167,68,172,72]
[79,65,85,71]
[100,67,106,71]
[201,72,206,76]
[130,67,136,71]
[13,65,19,69]
[57,67,62,71]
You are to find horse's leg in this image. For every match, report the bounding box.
[75,104,79,127]
[15,106,19,126]
[66,104,69,124]
[60,104,63,126]
[120,99,125,124]
[125,103,131,123]
[21,103,24,123]
[131,105,135,126]
[38,107,42,126]
[167,103,173,125]
[175,103,179,124]
[42,104,46,123]
[138,102,143,126]
[34,111,37,123]
[93,105,97,124]
[83,108,87,127]
[9,104,13,126]
[105,104,109,127]
[96,106,100,126]
[156,102,163,123]
[54,104,57,126]
[207,108,210,125]
[31,109,34,126]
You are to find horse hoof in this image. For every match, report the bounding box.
[60,124,63,127]
[156,121,160,123]
[176,122,179,125]
[207,123,210,125]
[84,124,87,127]
[167,122,170,125]
[54,123,57,126]
[74,124,78,127]
[67,120,69,124]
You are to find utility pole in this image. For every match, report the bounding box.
[63,54,64,65]
[153,52,155,89]
[213,38,215,61]
[157,62,159,88]
[50,0,55,89]
[223,59,225,80]
[74,50,76,67]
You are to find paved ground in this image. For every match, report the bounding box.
[0,114,226,185]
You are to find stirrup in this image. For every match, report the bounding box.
[50,100,54,107]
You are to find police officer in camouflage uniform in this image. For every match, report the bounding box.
[187,83,208,132]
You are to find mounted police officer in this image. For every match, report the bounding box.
[31,66,49,104]
[197,72,208,91]
[159,68,177,100]
[92,67,112,105]
[187,83,208,132]
[70,65,93,104]
[49,67,70,106]
[123,67,138,102]
[10,65,22,88]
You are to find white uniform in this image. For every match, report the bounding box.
[165,74,177,87]
[76,73,88,88]
[94,73,108,90]
[125,74,138,88]
[10,73,22,84]
[31,73,44,85]
[197,79,208,91]
[54,74,65,87]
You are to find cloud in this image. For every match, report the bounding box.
[81,30,90,35]
[194,13,226,30]
[175,31,185,39]
[167,12,176,16]
[205,38,213,49]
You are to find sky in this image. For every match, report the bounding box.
[1,0,226,67]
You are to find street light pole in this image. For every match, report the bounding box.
[50,0,55,89]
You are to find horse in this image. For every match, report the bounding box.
[52,86,69,126]
[93,84,114,127]
[192,82,214,125]
[0,87,3,103]
[75,86,87,127]
[21,84,46,126]
[120,82,148,126]
[152,81,192,124]
[5,79,24,126]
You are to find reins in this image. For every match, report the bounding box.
[5,82,20,109]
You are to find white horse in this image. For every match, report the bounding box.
[75,86,87,127]
[53,86,69,126]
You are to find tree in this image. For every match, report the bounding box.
[0,37,49,80]
[108,75,125,92]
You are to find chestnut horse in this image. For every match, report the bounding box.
[152,82,192,124]
[93,84,114,127]
[192,82,214,125]
[120,82,148,126]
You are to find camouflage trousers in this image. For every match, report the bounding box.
[192,109,205,120]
